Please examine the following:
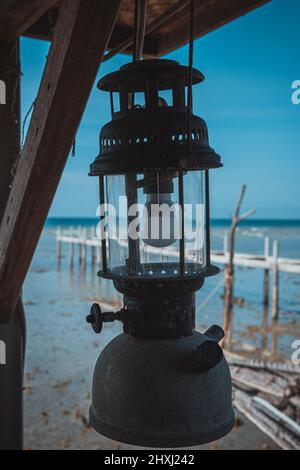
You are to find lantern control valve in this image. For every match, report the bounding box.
[190,325,225,373]
[86,303,125,334]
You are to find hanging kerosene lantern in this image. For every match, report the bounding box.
[86,1,234,448]
[86,58,234,447]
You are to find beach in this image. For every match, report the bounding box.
[22,219,300,449]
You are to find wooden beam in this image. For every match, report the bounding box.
[103,0,189,62]
[0,40,24,449]
[23,15,159,57]
[20,5,59,41]
[0,0,59,43]
[0,296,25,449]
[0,40,20,223]
[17,0,273,57]
[157,0,272,56]
[0,0,122,320]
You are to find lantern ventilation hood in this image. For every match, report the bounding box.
[89,59,222,177]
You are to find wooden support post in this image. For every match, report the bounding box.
[223,233,229,255]
[0,297,25,450]
[81,227,87,272]
[261,303,269,354]
[0,40,20,223]
[78,226,83,265]
[56,226,62,262]
[263,237,270,307]
[90,226,96,266]
[97,245,101,267]
[263,268,270,308]
[69,226,74,270]
[0,0,122,320]
[223,185,255,348]
[272,240,280,321]
[0,40,24,449]
[264,237,270,259]
[91,245,96,266]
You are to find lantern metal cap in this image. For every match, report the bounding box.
[97,59,204,92]
[90,59,222,176]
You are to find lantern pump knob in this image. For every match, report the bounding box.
[86,303,126,334]
[189,325,225,373]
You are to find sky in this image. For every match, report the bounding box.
[20,0,300,219]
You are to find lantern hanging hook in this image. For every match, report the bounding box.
[133,0,148,62]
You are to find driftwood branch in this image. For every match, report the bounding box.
[238,208,256,223]
[228,350,300,450]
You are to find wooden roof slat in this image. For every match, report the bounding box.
[9,0,271,58]
[158,0,272,56]
[0,0,59,43]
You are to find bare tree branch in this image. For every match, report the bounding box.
[223,185,256,349]
[234,184,246,220]
[238,208,256,223]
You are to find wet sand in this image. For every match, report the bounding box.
[23,228,300,450]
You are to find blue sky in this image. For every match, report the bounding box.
[20,0,300,219]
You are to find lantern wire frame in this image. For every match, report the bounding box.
[94,0,218,282]
[97,169,216,280]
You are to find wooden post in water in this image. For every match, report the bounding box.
[69,226,74,270]
[0,39,24,450]
[263,237,270,308]
[90,227,96,266]
[78,226,83,265]
[56,226,62,263]
[272,240,280,321]
[223,233,229,255]
[97,244,101,267]
[223,185,255,348]
[81,227,87,272]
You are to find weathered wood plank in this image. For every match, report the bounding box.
[158,0,272,56]
[231,366,292,399]
[24,14,159,57]
[14,0,273,58]
[0,40,20,223]
[0,0,122,320]
[234,390,299,450]
[0,296,25,449]
[0,0,59,43]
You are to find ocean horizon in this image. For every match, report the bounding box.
[46,217,300,228]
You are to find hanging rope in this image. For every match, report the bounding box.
[71,138,76,157]
[197,277,224,312]
[21,99,36,147]
[187,0,194,155]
